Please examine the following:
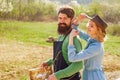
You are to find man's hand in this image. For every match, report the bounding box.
[48,73,57,80]
[40,62,48,68]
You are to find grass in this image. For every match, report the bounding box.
[0,21,58,46]
[0,21,120,56]
[104,35,120,56]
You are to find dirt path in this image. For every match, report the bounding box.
[0,39,120,80]
[103,53,120,80]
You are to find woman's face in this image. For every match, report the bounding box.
[86,20,97,38]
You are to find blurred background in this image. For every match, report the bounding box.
[0,0,120,23]
[0,0,120,80]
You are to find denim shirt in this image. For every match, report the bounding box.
[68,28,104,70]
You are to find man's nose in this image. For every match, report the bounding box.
[60,19,65,23]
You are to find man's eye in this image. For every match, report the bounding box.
[90,25,93,28]
[64,18,67,20]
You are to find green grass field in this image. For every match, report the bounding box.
[0,21,58,46]
[0,21,120,56]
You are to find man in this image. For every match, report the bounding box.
[41,6,83,80]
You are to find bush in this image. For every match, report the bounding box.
[101,3,120,23]
[0,1,57,21]
[107,24,120,36]
[73,6,85,16]
[88,2,103,16]
[0,0,120,23]
[73,1,120,24]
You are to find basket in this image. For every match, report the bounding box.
[29,66,52,80]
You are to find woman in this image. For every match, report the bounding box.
[68,14,107,80]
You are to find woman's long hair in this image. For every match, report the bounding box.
[95,25,106,42]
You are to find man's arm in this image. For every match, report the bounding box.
[54,61,83,80]
[54,37,83,80]
[40,58,53,68]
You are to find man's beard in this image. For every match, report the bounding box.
[57,23,71,35]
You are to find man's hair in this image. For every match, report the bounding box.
[58,6,75,19]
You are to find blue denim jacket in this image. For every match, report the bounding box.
[68,26,106,80]
[68,30,104,69]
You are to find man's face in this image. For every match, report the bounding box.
[57,13,73,35]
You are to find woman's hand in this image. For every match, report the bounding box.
[48,73,57,80]
[73,13,89,26]
[77,13,89,22]
[69,29,79,45]
[70,29,79,38]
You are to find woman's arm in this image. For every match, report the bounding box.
[72,13,91,41]
[72,25,90,41]
[68,42,101,62]
[69,29,79,46]
[78,29,90,41]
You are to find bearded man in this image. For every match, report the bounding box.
[41,6,83,80]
